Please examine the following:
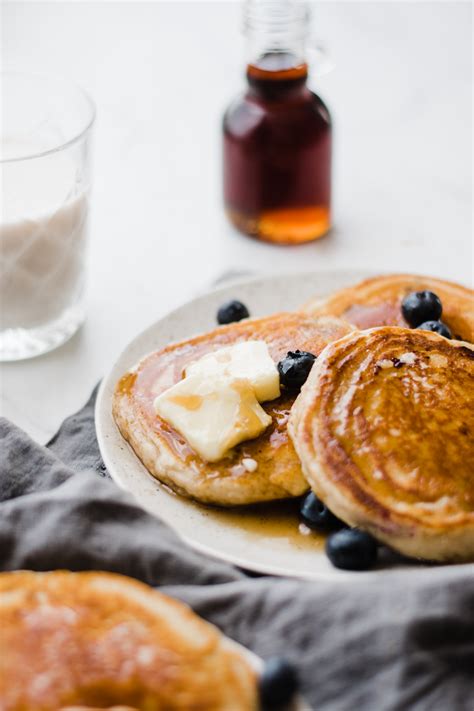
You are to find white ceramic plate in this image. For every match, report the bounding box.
[96,269,472,583]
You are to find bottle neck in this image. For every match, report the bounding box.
[244,1,309,65]
[243,1,310,98]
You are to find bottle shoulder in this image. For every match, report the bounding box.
[223,88,331,136]
[223,93,266,135]
[308,90,332,126]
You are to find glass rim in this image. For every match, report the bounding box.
[0,71,96,164]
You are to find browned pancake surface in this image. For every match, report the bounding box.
[0,571,257,711]
[303,274,474,342]
[289,327,474,561]
[113,313,352,505]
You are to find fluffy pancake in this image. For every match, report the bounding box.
[289,327,474,562]
[302,274,474,342]
[113,312,352,505]
[0,570,258,711]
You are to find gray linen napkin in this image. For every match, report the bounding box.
[0,390,473,710]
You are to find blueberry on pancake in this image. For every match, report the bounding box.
[401,290,442,327]
[417,320,452,339]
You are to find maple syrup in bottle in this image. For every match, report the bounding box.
[223,1,331,244]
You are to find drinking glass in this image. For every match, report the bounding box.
[0,73,95,360]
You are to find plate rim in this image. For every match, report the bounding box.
[96,268,474,583]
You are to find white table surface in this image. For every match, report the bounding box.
[2,1,472,443]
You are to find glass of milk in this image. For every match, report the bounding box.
[0,73,95,360]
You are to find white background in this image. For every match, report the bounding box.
[1,1,472,442]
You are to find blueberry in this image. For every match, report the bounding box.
[259,657,299,710]
[300,492,344,532]
[217,300,250,325]
[277,350,316,391]
[326,529,378,571]
[401,290,442,327]
[417,320,452,339]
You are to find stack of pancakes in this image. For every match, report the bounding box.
[114,273,474,563]
[1,571,259,710]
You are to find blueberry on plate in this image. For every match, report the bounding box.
[278,350,316,391]
[325,529,378,571]
[300,492,344,532]
[217,300,250,325]
[401,290,442,327]
[417,320,452,339]
[259,657,299,710]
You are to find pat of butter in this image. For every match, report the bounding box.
[154,374,271,462]
[185,340,280,402]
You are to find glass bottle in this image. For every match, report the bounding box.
[223,0,332,244]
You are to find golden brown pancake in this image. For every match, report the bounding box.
[289,327,474,562]
[302,274,474,342]
[0,570,258,711]
[113,312,352,505]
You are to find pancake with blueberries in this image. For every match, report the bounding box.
[302,274,474,342]
[0,570,258,710]
[113,312,352,506]
[289,327,474,562]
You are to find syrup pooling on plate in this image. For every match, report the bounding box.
[201,499,326,551]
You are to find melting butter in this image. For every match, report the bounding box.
[185,340,280,402]
[154,374,270,462]
[154,341,280,463]
[169,394,204,411]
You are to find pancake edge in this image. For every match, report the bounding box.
[289,327,474,562]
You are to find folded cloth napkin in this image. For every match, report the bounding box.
[1,390,473,711]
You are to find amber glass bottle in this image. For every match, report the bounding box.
[223,1,331,244]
